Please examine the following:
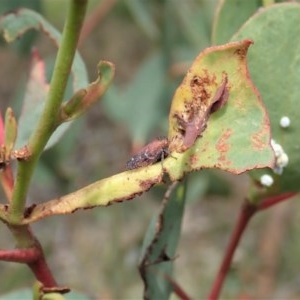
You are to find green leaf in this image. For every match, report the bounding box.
[0,0,41,54]
[212,0,261,44]
[0,8,88,149]
[139,181,186,299]
[232,2,300,192]
[167,39,274,180]
[0,8,87,89]
[20,162,166,223]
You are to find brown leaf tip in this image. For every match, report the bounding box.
[234,39,254,60]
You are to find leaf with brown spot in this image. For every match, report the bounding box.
[166,39,274,180]
[169,70,229,152]
[3,40,275,226]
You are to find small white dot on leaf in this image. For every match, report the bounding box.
[280,116,290,128]
[271,139,283,157]
[260,174,274,187]
[277,152,289,168]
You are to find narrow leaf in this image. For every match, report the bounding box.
[21,164,165,223]
[139,181,186,300]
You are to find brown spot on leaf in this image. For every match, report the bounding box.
[106,192,143,207]
[251,122,270,151]
[234,40,253,60]
[172,73,229,152]
[216,128,232,164]
[139,176,161,190]
[189,154,198,164]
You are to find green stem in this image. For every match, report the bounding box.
[9,0,88,223]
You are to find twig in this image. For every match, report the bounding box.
[207,200,256,300]
[1,0,88,291]
[257,201,292,297]
[207,192,297,299]
[258,192,297,211]
[0,247,39,263]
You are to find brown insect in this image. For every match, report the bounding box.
[126,137,169,170]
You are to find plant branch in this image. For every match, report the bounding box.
[0,247,39,263]
[207,200,257,300]
[207,192,297,299]
[7,224,58,288]
[9,0,88,224]
[258,192,297,211]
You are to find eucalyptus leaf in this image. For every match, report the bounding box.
[232,3,300,192]
[139,181,186,299]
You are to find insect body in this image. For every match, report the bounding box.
[126,137,169,170]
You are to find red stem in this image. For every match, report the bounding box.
[28,252,58,288]
[27,244,70,293]
[25,239,57,288]
[258,192,297,211]
[163,273,191,300]
[207,201,257,300]
[0,247,39,263]
[207,192,297,299]
[0,243,57,288]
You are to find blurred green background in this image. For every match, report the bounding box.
[0,0,299,299]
